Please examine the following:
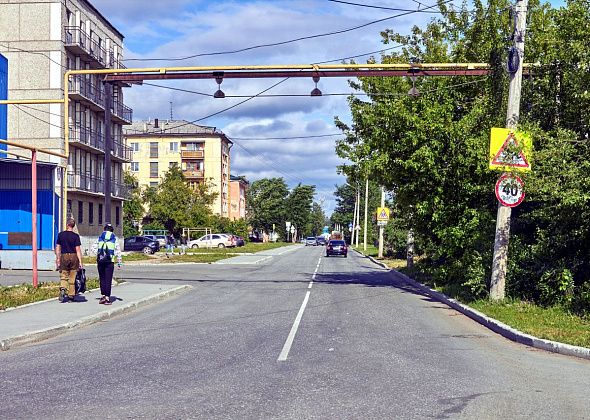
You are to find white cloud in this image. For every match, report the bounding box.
[94,0,452,214]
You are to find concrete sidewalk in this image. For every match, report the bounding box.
[0,282,191,351]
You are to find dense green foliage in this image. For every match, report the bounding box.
[335,0,590,311]
[246,177,321,239]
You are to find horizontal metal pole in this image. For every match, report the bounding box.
[104,68,502,82]
[0,138,68,159]
[0,99,65,104]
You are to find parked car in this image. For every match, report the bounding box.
[325,239,347,257]
[124,236,160,255]
[316,236,327,246]
[188,234,233,248]
[144,234,166,247]
[234,236,245,247]
[305,236,317,246]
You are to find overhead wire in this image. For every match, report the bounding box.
[124,0,455,62]
[326,0,445,13]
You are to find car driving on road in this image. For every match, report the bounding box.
[305,236,317,246]
[325,239,347,257]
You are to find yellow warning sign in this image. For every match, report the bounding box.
[376,207,390,222]
[489,128,532,172]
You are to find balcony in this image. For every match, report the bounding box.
[112,135,133,162]
[69,125,105,152]
[67,173,130,199]
[64,27,107,68]
[68,75,104,111]
[183,170,204,179]
[67,172,104,195]
[181,150,204,159]
[111,99,133,124]
[111,181,131,199]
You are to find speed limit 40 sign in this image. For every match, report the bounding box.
[495,173,525,207]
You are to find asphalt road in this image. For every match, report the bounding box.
[1,245,590,419]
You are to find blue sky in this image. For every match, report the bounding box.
[93,0,567,215]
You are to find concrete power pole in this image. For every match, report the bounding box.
[355,188,360,248]
[363,177,369,251]
[351,191,358,246]
[490,0,528,300]
[378,186,385,258]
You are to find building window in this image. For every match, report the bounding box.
[170,142,178,152]
[78,201,83,224]
[89,202,94,225]
[131,142,139,152]
[115,206,120,226]
[67,200,72,217]
[150,162,158,178]
[149,181,158,187]
[130,162,139,172]
[169,162,178,169]
[98,203,103,225]
[150,142,158,158]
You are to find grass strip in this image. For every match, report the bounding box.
[0,278,100,311]
[470,300,590,348]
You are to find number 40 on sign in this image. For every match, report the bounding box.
[495,173,525,207]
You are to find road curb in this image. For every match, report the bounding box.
[0,284,192,351]
[356,250,590,361]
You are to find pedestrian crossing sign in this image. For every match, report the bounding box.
[376,207,390,222]
[489,128,532,172]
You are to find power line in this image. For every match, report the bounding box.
[0,43,66,69]
[327,0,444,13]
[231,134,342,141]
[229,138,304,185]
[14,105,63,129]
[125,0,454,62]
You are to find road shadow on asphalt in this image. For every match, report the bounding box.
[313,270,435,301]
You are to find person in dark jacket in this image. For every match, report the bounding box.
[92,223,122,305]
[55,218,84,302]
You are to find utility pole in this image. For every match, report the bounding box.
[355,188,360,248]
[103,81,113,223]
[378,186,385,258]
[363,176,369,251]
[490,0,528,300]
[351,192,358,245]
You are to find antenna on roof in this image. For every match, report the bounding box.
[169,101,173,121]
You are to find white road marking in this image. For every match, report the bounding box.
[278,256,321,361]
[278,291,311,361]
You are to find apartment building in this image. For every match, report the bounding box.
[124,120,232,217]
[0,0,132,249]
[229,175,248,220]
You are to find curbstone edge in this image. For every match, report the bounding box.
[354,249,590,361]
[0,284,192,351]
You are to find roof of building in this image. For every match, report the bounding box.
[230,175,249,184]
[82,0,125,40]
[123,120,230,139]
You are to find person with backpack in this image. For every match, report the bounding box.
[55,218,84,302]
[92,223,122,305]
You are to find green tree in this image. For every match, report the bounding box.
[286,184,316,238]
[122,171,143,237]
[333,0,590,304]
[308,202,328,236]
[146,166,216,236]
[246,177,289,236]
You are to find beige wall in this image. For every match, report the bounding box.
[126,133,231,217]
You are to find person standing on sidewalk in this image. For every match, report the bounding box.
[55,218,84,302]
[92,223,121,305]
